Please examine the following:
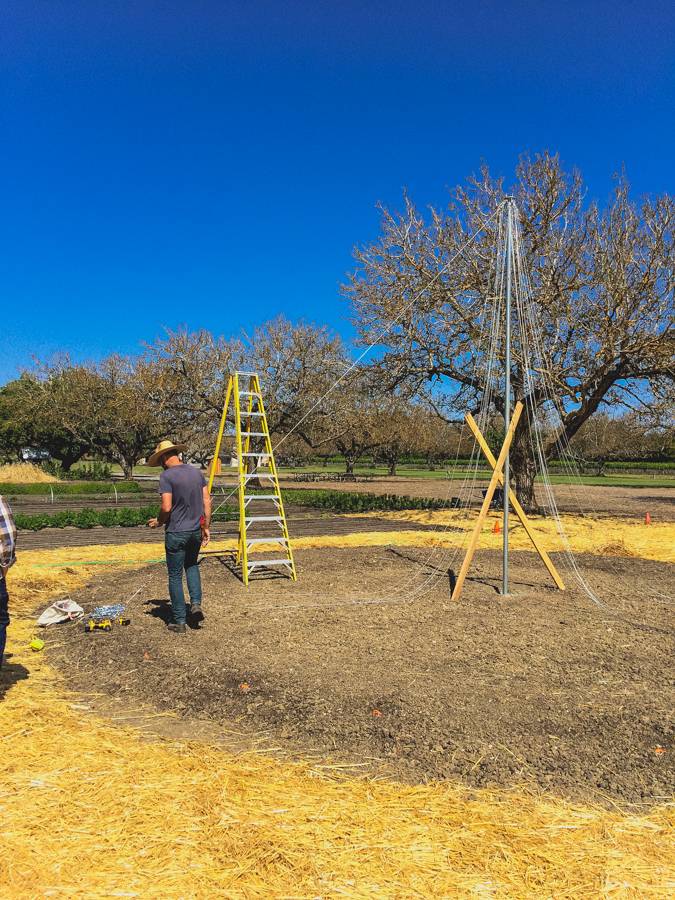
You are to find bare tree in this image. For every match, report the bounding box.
[345,153,675,510]
[570,412,656,476]
[23,354,170,479]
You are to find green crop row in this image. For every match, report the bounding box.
[279,489,447,513]
[14,504,238,531]
[0,481,142,496]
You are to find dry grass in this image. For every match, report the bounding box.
[0,461,60,483]
[2,544,675,897]
[598,539,640,558]
[348,510,675,563]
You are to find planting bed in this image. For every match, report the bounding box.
[282,476,675,522]
[49,543,675,809]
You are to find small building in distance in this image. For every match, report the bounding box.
[206,453,238,477]
[20,447,51,464]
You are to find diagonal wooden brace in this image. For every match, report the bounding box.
[465,413,565,591]
[450,402,523,602]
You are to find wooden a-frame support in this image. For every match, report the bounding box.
[450,400,565,602]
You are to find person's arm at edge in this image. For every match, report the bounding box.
[149,493,172,528]
[0,496,17,581]
[201,486,211,546]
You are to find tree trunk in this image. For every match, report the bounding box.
[596,460,606,477]
[344,453,357,475]
[513,462,537,513]
[388,459,397,476]
[246,454,262,489]
[509,415,539,513]
[121,458,135,480]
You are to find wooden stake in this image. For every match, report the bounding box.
[450,402,523,602]
[465,413,565,591]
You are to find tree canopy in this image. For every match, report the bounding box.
[343,152,675,507]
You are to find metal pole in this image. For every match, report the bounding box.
[503,199,513,596]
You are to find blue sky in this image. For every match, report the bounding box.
[1,0,674,384]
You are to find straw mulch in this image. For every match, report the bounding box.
[0,461,60,483]
[2,546,675,898]
[347,510,674,562]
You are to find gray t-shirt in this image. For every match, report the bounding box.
[158,464,207,533]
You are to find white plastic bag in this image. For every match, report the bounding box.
[37,598,85,626]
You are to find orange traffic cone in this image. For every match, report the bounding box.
[645,513,652,524]
[493,520,501,534]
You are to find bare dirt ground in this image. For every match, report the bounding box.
[282,476,675,521]
[47,541,675,810]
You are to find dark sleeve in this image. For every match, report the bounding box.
[199,470,208,488]
[158,471,171,494]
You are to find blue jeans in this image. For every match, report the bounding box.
[0,575,9,670]
[165,530,203,624]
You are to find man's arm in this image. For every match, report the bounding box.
[0,496,17,582]
[149,493,172,528]
[201,486,211,546]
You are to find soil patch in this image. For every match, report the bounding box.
[47,545,675,809]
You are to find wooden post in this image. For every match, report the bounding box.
[450,402,523,602]
[465,413,565,591]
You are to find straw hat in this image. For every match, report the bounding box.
[148,440,187,468]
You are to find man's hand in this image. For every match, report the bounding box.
[0,565,7,580]
[148,518,160,528]
[201,527,210,548]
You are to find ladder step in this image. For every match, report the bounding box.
[241,432,267,437]
[245,516,283,523]
[246,537,288,545]
[241,452,268,457]
[247,559,293,570]
[239,392,261,397]
[244,494,279,500]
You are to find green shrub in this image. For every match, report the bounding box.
[98,508,117,527]
[76,461,113,481]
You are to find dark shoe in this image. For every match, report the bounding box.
[191,604,204,623]
[168,622,187,633]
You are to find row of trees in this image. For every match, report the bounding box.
[0,319,481,478]
[1,153,674,506]
[0,316,670,482]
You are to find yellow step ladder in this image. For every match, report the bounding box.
[206,371,296,585]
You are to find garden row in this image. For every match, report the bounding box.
[1,481,143,496]
[13,490,447,530]
[14,505,238,531]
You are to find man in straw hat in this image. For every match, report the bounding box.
[148,440,211,633]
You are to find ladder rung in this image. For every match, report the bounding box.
[241,452,268,457]
[236,371,257,376]
[239,392,261,397]
[244,494,279,500]
[245,516,283,522]
[241,432,266,437]
[247,559,293,569]
[242,412,264,416]
[246,537,289,545]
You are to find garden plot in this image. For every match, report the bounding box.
[47,543,675,809]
